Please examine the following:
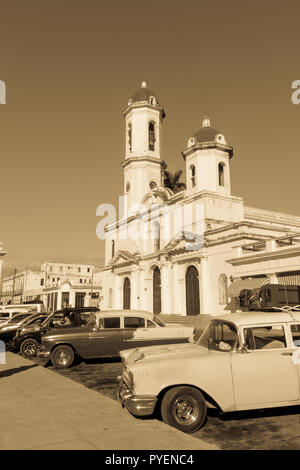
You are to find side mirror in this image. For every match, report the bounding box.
[239,343,251,354]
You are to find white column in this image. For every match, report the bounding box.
[114,275,122,309]
[69,290,76,308]
[57,291,62,310]
[141,269,152,312]
[174,263,185,316]
[161,263,171,314]
[200,257,211,315]
[131,269,143,310]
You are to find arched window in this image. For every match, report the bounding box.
[153,266,161,314]
[218,163,225,186]
[153,221,160,251]
[128,123,132,152]
[190,165,196,187]
[218,273,228,305]
[149,121,155,151]
[123,277,131,310]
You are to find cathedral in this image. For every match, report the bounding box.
[100,81,300,316]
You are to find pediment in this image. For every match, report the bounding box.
[164,231,204,253]
[109,250,139,267]
[140,186,174,209]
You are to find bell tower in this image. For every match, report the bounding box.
[122,81,166,216]
[182,117,234,197]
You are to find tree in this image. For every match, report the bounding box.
[162,163,186,193]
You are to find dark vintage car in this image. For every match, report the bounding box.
[12,307,99,358]
[0,313,46,349]
[38,310,194,369]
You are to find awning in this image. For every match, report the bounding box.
[228,278,271,297]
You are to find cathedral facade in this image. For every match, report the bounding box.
[100,82,300,316]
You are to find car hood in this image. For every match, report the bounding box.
[120,342,207,365]
[0,324,20,333]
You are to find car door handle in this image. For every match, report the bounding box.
[281,352,293,356]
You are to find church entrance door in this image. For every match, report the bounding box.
[153,266,161,314]
[185,266,200,315]
[123,277,131,310]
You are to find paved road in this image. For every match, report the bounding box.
[40,357,300,450]
[2,353,215,450]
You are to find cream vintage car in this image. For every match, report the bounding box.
[118,311,300,433]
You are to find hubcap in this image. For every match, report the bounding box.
[173,395,199,425]
[56,349,70,366]
[23,342,37,356]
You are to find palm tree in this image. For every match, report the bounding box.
[163,164,186,193]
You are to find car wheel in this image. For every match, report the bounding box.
[161,386,207,433]
[20,338,39,358]
[51,345,74,369]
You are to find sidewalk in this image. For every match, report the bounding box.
[0,353,218,450]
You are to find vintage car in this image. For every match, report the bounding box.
[12,307,98,358]
[38,310,194,369]
[118,311,300,433]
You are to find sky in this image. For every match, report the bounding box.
[0,0,299,275]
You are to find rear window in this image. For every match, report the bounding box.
[124,317,145,328]
[243,325,287,350]
[103,317,120,329]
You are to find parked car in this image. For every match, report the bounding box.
[118,311,300,433]
[0,303,44,315]
[0,308,37,325]
[0,313,48,349]
[38,310,194,369]
[12,307,98,358]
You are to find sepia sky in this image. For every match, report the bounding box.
[0,0,299,275]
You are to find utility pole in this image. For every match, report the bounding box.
[11,268,17,305]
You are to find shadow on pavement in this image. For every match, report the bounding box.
[0,364,39,379]
[207,404,300,422]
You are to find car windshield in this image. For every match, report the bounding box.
[24,315,46,326]
[6,314,31,325]
[198,320,239,352]
[153,315,165,327]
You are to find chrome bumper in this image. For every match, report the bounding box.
[117,376,157,417]
[37,348,51,359]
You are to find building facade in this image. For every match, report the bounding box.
[100,81,300,316]
[41,262,102,311]
[1,262,103,309]
[0,242,7,297]
[1,269,43,305]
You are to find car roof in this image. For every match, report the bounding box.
[94,310,154,320]
[214,311,300,327]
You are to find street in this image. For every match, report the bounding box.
[37,356,300,450]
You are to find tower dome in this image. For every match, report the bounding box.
[127,81,166,118]
[192,117,226,144]
[130,80,159,104]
